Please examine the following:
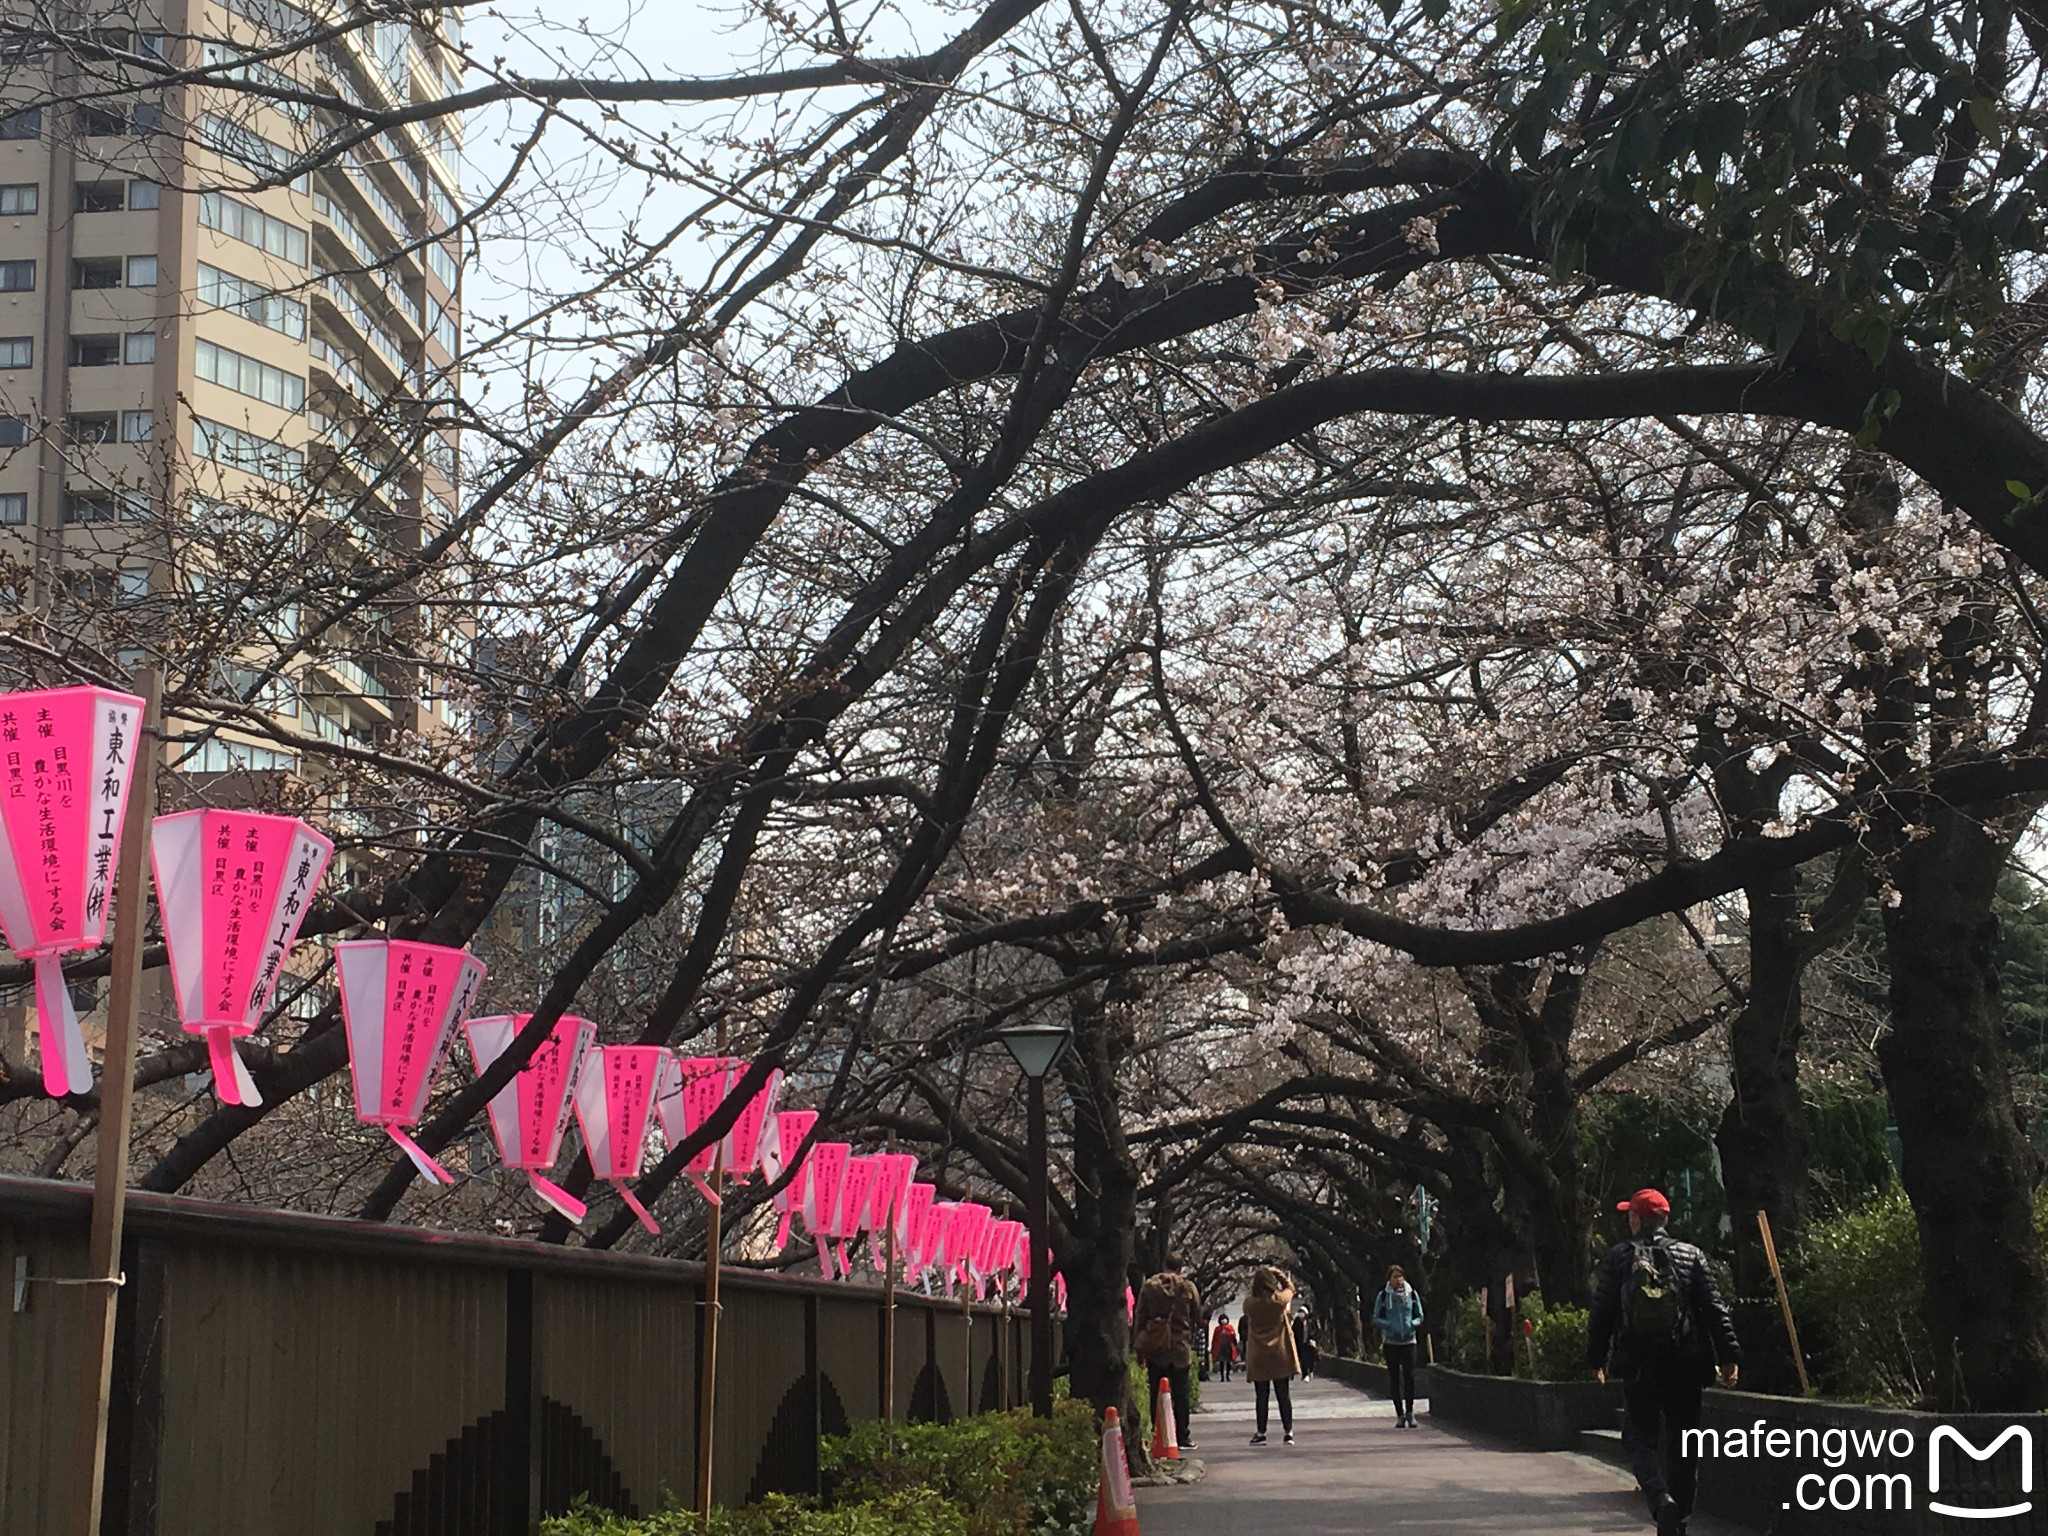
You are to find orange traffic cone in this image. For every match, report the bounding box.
[1095,1406,1141,1536]
[1148,1376,1180,1461]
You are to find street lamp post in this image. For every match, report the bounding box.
[996,1021,1069,1420]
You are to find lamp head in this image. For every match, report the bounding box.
[996,1021,1070,1079]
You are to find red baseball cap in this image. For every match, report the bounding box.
[1617,1188,1671,1218]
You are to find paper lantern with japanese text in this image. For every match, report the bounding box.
[0,686,145,1095]
[573,1044,670,1234]
[802,1140,851,1277]
[338,939,488,1184]
[720,1065,782,1180]
[466,1011,598,1222]
[760,1107,817,1250]
[896,1180,935,1266]
[653,1054,740,1205]
[153,809,332,1107]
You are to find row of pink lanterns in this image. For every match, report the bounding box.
[0,685,1037,1288]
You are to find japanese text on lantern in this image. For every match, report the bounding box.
[386,948,442,1119]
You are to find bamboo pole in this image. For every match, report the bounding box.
[694,1030,730,1522]
[71,665,160,1536]
[882,1131,897,1423]
[1756,1209,1810,1396]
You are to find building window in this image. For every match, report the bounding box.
[69,335,119,367]
[78,105,126,138]
[118,567,147,601]
[0,338,27,368]
[195,338,305,410]
[428,241,458,291]
[131,104,161,134]
[120,410,152,442]
[0,184,37,216]
[0,416,26,447]
[177,737,299,774]
[198,114,310,195]
[75,182,124,213]
[128,180,159,210]
[196,262,307,340]
[0,492,25,524]
[64,494,120,523]
[72,257,122,289]
[125,255,157,287]
[192,416,303,481]
[198,192,308,267]
[65,415,114,444]
[0,261,34,292]
[0,110,40,141]
[123,331,155,364]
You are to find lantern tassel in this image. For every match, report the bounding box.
[774,1211,793,1250]
[836,1240,851,1277]
[33,953,90,1097]
[527,1170,587,1223]
[687,1169,723,1207]
[614,1181,660,1235]
[385,1126,454,1186]
[818,1240,837,1281]
[207,1028,263,1107]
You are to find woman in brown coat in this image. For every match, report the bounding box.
[1241,1265,1302,1444]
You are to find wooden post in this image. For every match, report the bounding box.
[71,665,160,1536]
[1756,1210,1811,1396]
[881,1132,898,1424]
[961,1280,972,1419]
[694,1033,729,1521]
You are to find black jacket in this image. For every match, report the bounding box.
[1585,1226,1742,1377]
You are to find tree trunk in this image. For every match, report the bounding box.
[1879,802,2048,1411]
[1058,982,1148,1466]
[1715,869,1814,1396]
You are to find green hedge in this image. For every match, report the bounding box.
[541,1401,1099,1536]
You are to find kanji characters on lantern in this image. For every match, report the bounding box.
[573,1044,670,1234]
[467,1011,598,1221]
[0,686,146,1095]
[337,939,488,1183]
[152,809,334,1106]
[761,1108,818,1250]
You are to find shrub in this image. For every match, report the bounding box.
[542,1488,966,1536]
[1444,1291,1490,1372]
[1791,1186,1932,1405]
[540,1400,1098,1536]
[1512,1291,1598,1382]
[824,1400,1098,1536]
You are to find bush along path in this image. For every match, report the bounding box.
[541,1400,1101,1536]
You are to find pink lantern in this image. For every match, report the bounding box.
[574,1044,670,1235]
[803,1141,850,1277]
[865,1153,917,1269]
[760,1107,817,1250]
[918,1200,957,1276]
[151,809,333,1106]
[337,939,487,1183]
[720,1065,781,1180]
[466,1011,597,1221]
[0,685,146,1095]
[832,1154,878,1277]
[896,1180,935,1266]
[653,1054,740,1205]
[1054,1272,1067,1314]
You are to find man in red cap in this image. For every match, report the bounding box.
[1586,1188,1742,1536]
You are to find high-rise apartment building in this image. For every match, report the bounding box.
[0,0,467,775]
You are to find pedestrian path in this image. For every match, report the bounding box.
[1137,1374,1755,1534]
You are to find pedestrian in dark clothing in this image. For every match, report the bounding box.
[1134,1252,1203,1451]
[1293,1308,1319,1378]
[1372,1265,1424,1427]
[1586,1188,1742,1536]
[1210,1316,1240,1382]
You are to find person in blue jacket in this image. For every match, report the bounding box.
[1372,1265,1425,1427]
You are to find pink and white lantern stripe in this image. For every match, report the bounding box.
[339,939,487,1183]
[0,686,146,1096]
[467,1011,598,1221]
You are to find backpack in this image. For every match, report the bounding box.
[1621,1236,1691,1343]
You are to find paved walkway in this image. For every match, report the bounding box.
[1137,1374,1755,1535]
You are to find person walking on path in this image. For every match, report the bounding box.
[1372,1265,1425,1427]
[1210,1315,1240,1382]
[1587,1188,1742,1536]
[1242,1265,1302,1445]
[1134,1252,1204,1451]
[1293,1307,1320,1378]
